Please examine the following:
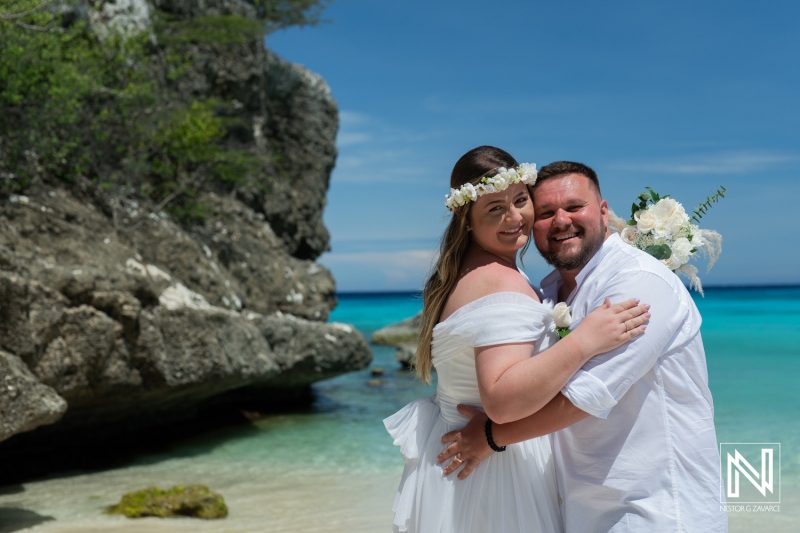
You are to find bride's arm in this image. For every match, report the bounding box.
[439,393,588,479]
[476,298,648,424]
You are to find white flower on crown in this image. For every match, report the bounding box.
[444,163,537,212]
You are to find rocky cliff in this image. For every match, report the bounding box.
[0,0,371,460]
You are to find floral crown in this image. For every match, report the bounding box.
[445,163,538,212]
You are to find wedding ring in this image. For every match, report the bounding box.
[453,455,464,463]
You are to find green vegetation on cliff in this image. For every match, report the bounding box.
[253,0,332,32]
[0,0,330,221]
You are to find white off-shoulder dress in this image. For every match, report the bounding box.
[384,292,563,533]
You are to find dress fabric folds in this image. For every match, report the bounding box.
[384,292,563,533]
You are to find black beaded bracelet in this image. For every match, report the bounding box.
[484,418,506,452]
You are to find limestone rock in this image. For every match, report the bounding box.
[262,50,337,260]
[371,312,422,345]
[89,0,152,39]
[0,0,371,450]
[250,315,372,387]
[372,312,421,368]
[395,343,418,368]
[0,350,67,443]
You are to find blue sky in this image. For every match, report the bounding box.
[268,0,800,292]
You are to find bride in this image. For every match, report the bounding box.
[384,146,649,533]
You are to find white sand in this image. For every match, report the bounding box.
[1,459,796,532]
[0,461,400,533]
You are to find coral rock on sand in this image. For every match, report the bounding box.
[109,484,228,519]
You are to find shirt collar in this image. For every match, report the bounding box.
[540,233,622,304]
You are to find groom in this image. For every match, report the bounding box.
[438,161,727,532]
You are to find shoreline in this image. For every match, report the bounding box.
[2,443,797,533]
[3,479,797,533]
[0,468,401,533]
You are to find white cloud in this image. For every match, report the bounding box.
[333,108,446,183]
[336,132,371,146]
[339,110,371,125]
[611,151,796,174]
[331,150,435,183]
[323,249,435,268]
[320,249,436,291]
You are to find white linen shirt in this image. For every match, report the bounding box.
[541,234,727,533]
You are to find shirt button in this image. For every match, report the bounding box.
[558,497,563,505]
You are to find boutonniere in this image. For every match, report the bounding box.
[552,302,572,339]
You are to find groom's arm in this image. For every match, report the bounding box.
[562,269,689,418]
[439,270,690,479]
[439,393,589,478]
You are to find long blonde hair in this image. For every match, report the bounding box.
[416,146,531,382]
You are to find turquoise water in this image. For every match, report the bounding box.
[110,292,435,475]
[696,287,800,483]
[147,286,800,486]
[2,287,798,532]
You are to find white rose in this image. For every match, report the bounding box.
[552,302,572,329]
[662,254,682,271]
[671,237,694,264]
[620,225,639,245]
[650,198,683,222]
[663,210,689,235]
[634,209,657,233]
[663,217,680,235]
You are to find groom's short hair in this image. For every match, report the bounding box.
[535,161,601,197]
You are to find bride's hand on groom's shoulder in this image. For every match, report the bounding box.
[572,297,650,357]
[438,405,492,480]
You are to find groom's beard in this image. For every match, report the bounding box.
[538,222,606,272]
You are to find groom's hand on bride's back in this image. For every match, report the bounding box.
[438,405,492,479]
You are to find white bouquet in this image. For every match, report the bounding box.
[609,187,724,295]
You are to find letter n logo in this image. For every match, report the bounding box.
[720,443,781,504]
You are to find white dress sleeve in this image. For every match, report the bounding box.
[441,292,554,348]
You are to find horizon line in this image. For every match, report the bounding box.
[335,283,800,297]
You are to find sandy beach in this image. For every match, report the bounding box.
[2,463,797,533]
[0,467,400,533]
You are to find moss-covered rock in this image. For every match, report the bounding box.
[109,484,228,519]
